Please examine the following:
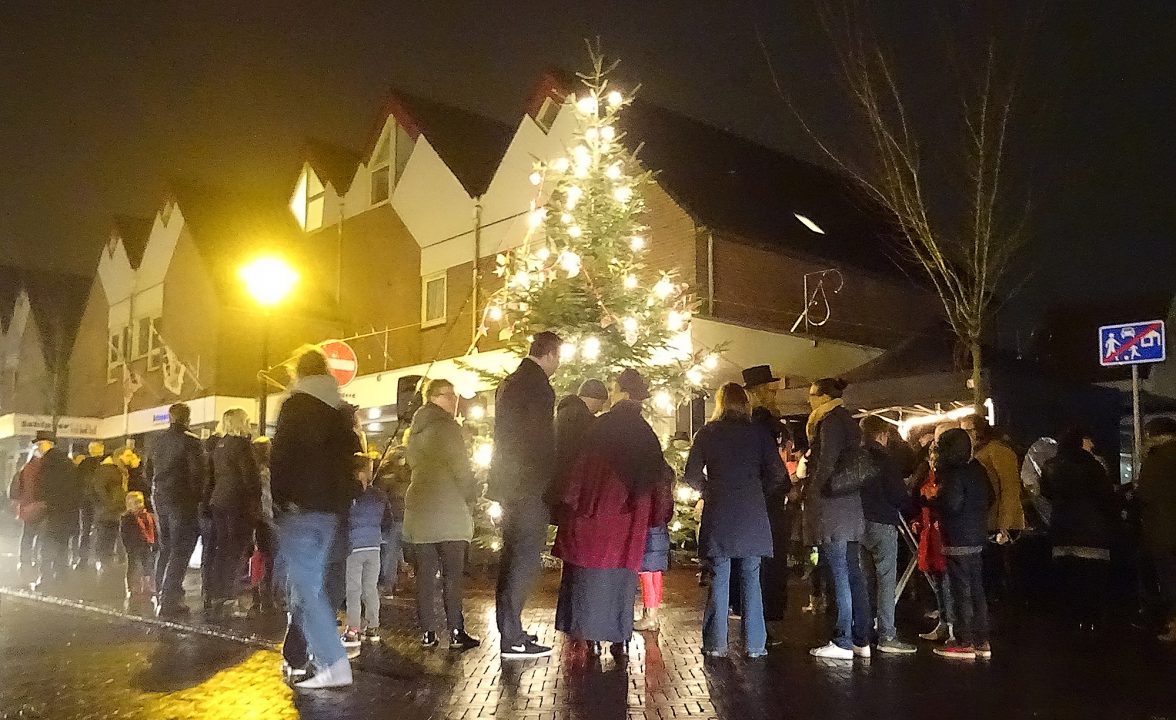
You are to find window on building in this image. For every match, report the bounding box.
[422,273,447,328]
[132,317,166,370]
[371,133,391,204]
[290,167,326,231]
[536,97,560,132]
[394,124,412,184]
[107,327,127,383]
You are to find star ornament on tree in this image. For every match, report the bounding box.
[478,50,722,408]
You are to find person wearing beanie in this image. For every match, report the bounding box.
[552,378,610,504]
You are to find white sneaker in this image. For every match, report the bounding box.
[853,644,871,658]
[294,658,353,689]
[809,642,854,660]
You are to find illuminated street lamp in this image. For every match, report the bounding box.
[240,256,298,436]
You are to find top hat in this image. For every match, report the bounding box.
[33,430,56,443]
[614,368,651,402]
[742,365,779,388]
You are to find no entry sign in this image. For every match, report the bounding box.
[320,340,358,387]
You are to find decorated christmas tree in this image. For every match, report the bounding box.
[467,51,714,552]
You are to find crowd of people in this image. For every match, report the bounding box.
[7,332,1176,689]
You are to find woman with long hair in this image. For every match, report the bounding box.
[205,407,261,618]
[804,378,871,661]
[685,382,787,658]
[553,369,674,658]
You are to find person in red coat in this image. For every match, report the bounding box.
[553,369,673,658]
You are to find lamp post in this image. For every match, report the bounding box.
[239,257,298,437]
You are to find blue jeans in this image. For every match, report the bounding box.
[380,520,404,591]
[822,540,871,649]
[861,522,899,640]
[703,556,766,654]
[278,511,345,668]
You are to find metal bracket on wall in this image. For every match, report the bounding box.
[789,269,844,334]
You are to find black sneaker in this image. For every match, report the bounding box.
[501,640,553,659]
[450,629,481,650]
[421,631,439,648]
[158,603,191,619]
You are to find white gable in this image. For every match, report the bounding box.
[392,135,477,275]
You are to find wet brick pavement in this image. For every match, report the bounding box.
[2,533,1176,720]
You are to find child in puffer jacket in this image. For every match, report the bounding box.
[342,456,392,648]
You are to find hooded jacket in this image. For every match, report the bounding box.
[553,394,598,498]
[935,459,994,551]
[1041,446,1117,553]
[403,401,477,544]
[271,376,361,515]
[91,461,128,523]
[207,435,262,513]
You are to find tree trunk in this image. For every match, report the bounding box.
[969,339,984,413]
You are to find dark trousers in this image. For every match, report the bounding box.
[495,497,550,648]
[324,519,349,613]
[414,541,468,632]
[39,513,75,583]
[93,520,120,566]
[1155,549,1176,620]
[77,504,95,565]
[947,552,989,646]
[19,517,43,565]
[254,519,278,609]
[126,546,156,595]
[155,505,200,607]
[208,507,252,603]
[1056,556,1109,627]
[198,513,215,605]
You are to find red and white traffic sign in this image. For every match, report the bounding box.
[320,340,358,387]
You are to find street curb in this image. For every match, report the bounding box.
[0,586,279,650]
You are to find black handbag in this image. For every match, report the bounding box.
[824,446,880,497]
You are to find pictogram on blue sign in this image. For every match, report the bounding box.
[1098,321,1166,367]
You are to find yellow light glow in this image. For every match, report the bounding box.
[675,486,692,502]
[703,353,719,370]
[560,342,577,362]
[487,500,503,520]
[630,236,645,251]
[468,405,486,421]
[607,90,624,107]
[613,186,633,203]
[622,316,639,335]
[687,368,703,385]
[654,276,674,299]
[529,171,542,186]
[582,336,601,361]
[568,225,583,238]
[601,125,616,141]
[576,95,599,114]
[474,443,494,469]
[654,390,676,414]
[488,306,504,322]
[239,257,298,307]
[606,163,622,180]
[551,157,570,173]
[624,275,638,289]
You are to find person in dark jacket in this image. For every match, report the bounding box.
[271,347,361,689]
[205,408,261,618]
[151,402,207,617]
[1138,416,1176,642]
[404,378,481,651]
[743,365,792,631]
[805,378,871,661]
[685,382,787,659]
[375,444,410,597]
[1040,426,1117,632]
[74,441,106,570]
[343,455,390,648]
[554,369,673,658]
[552,378,609,498]
[120,490,157,603]
[490,331,560,659]
[930,428,995,660]
[859,415,917,653]
[90,452,129,571]
[33,432,82,590]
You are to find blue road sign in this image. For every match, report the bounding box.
[1099,320,1166,367]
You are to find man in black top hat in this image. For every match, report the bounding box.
[31,431,83,590]
[741,366,792,641]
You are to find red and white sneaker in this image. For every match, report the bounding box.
[933,642,976,660]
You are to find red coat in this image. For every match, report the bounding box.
[551,402,674,573]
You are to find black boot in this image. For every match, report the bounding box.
[421,631,439,648]
[450,628,481,650]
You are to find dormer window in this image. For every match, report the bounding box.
[535,97,560,132]
[290,167,325,231]
[370,121,414,206]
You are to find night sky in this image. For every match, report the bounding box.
[1,1,1174,324]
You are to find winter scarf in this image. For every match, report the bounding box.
[806,398,845,442]
[292,374,343,409]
